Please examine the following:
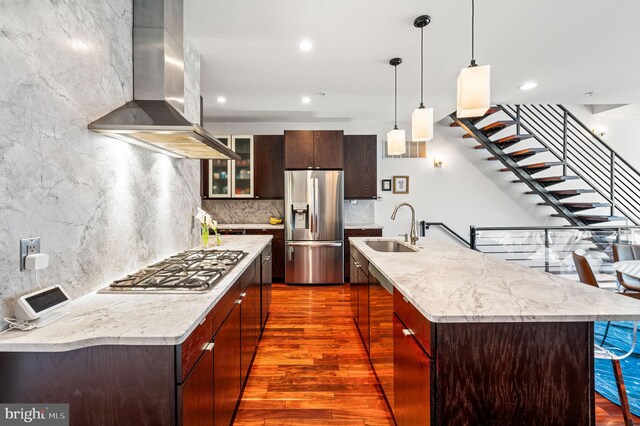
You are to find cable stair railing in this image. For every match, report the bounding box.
[449,104,640,227]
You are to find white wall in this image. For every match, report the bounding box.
[0,1,201,324]
[584,104,640,168]
[206,118,559,244]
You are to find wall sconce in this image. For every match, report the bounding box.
[433,156,444,168]
[591,127,607,138]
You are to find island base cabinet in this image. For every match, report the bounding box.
[214,303,242,426]
[178,348,214,426]
[393,314,432,426]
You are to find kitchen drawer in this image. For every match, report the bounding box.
[394,290,433,357]
[178,310,214,383]
[350,245,369,272]
[178,280,242,383]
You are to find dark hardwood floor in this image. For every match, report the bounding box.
[233,284,637,425]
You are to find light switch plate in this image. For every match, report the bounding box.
[20,237,41,271]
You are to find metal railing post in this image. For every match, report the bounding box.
[516,105,521,134]
[562,109,568,175]
[470,226,477,250]
[544,228,550,273]
[611,151,616,217]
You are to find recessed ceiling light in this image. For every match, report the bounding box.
[519,82,538,91]
[216,96,226,103]
[299,40,313,52]
[301,96,311,104]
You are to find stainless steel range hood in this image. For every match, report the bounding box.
[88,0,239,160]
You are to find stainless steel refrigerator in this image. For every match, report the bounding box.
[285,170,344,284]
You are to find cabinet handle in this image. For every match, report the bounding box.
[241,292,247,297]
[308,167,312,170]
[255,196,260,199]
[204,342,215,352]
[237,299,242,305]
[199,317,207,326]
[402,296,409,303]
[402,329,414,337]
[315,167,320,169]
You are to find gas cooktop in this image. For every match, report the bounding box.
[98,250,247,294]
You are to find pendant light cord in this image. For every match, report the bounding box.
[420,26,424,107]
[471,0,476,65]
[394,64,398,129]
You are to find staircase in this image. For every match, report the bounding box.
[450,105,640,226]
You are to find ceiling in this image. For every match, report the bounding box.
[185,0,640,125]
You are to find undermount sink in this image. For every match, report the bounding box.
[365,240,418,253]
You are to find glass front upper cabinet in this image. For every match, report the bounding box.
[208,135,254,198]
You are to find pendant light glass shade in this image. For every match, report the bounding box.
[412,107,433,141]
[412,15,433,142]
[456,0,490,118]
[387,57,406,156]
[387,128,406,155]
[456,64,490,118]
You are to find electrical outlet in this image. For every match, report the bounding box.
[20,237,41,271]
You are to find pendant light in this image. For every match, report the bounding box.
[457,0,490,118]
[412,15,434,142]
[387,57,406,156]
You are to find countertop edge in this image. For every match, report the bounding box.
[351,237,640,324]
[0,236,272,352]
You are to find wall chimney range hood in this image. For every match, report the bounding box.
[88,0,239,160]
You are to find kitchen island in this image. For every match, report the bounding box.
[0,235,272,426]
[349,236,640,425]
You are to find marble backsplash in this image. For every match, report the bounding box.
[203,199,375,224]
[0,1,201,324]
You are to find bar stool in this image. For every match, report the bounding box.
[613,244,640,297]
[573,251,637,426]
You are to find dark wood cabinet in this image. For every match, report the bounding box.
[284,130,344,170]
[179,342,214,426]
[349,256,358,323]
[313,131,344,169]
[345,228,382,281]
[213,302,241,426]
[284,130,314,169]
[254,135,284,199]
[344,135,377,199]
[350,246,370,353]
[240,261,259,385]
[246,229,284,280]
[393,313,431,426]
[260,244,273,330]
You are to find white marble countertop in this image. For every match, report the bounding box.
[350,237,640,323]
[217,223,383,230]
[0,235,272,352]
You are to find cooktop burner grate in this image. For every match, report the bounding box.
[100,249,247,293]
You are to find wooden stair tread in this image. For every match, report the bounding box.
[487,148,548,161]
[515,175,579,186]
[527,189,596,199]
[462,120,517,138]
[535,175,579,182]
[539,202,612,212]
[500,162,564,173]
[450,106,501,127]
[474,134,533,150]
[551,214,626,223]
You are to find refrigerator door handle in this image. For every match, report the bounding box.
[287,241,343,247]
[314,177,319,239]
[308,173,315,235]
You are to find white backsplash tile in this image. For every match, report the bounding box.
[202,199,376,225]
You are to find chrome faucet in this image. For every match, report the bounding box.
[391,203,418,245]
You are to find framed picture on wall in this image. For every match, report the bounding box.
[381,179,392,191]
[393,176,409,194]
